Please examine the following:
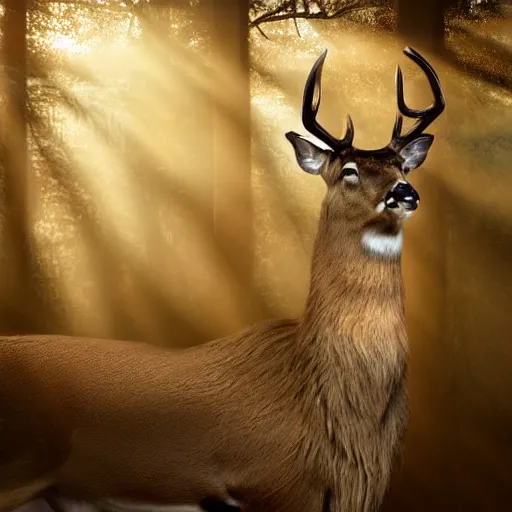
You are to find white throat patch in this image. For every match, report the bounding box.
[362,231,403,259]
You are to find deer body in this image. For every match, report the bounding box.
[1,322,325,511]
[0,254,406,512]
[0,47,445,512]
[0,306,404,512]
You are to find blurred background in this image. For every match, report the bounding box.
[0,0,511,509]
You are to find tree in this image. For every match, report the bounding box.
[250,0,389,35]
[210,0,262,326]
[0,0,41,333]
[249,0,504,41]
[396,0,451,52]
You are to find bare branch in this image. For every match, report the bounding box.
[250,0,296,26]
[293,0,302,37]
[250,1,385,28]
[255,24,271,40]
[293,16,301,37]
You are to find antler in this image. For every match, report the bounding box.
[389,47,446,150]
[300,47,444,154]
[302,50,354,152]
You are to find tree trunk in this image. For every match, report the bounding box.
[396,0,451,52]
[211,0,251,273]
[0,0,41,333]
[210,0,258,326]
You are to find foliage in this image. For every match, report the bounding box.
[249,0,389,28]
[25,0,506,28]
[453,0,503,17]
[249,0,505,29]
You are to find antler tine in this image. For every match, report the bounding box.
[390,47,446,149]
[302,50,354,151]
[391,112,403,140]
[344,114,355,147]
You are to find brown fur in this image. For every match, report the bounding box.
[0,149,412,512]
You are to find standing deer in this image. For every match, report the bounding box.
[0,46,445,512]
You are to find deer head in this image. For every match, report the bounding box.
[286,47,445,259]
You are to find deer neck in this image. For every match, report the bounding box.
[300,213,406,342]
[296,211,409,457]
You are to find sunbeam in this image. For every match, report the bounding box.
[0,2,511,510]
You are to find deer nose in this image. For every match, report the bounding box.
[385,181,420,210]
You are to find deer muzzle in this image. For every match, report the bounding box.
[385,181,420,211]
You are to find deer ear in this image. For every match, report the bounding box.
[285,131,331,175]
[399,135,434,173]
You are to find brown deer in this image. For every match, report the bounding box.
[0,46,445,512]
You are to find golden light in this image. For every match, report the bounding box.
[0,0,505,343]
[1,2,512,509]
[48,33,90,55]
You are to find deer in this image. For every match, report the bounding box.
[0,46,445,512]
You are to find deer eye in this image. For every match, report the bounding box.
[341,162,359,184]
